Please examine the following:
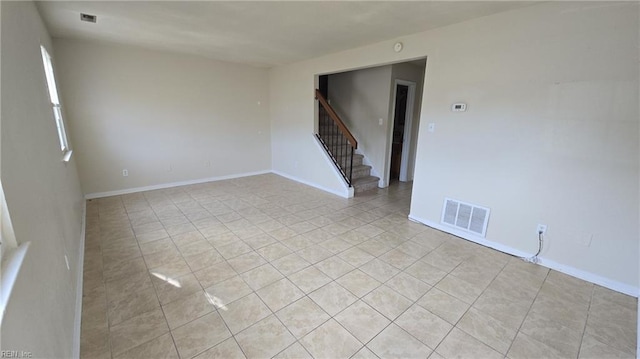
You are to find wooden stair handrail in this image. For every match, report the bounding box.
[315,89,358,149]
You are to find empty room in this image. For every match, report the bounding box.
[1,1,638,358]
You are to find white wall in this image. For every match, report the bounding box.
[53,39,272,196]
[269,2,639,294]
[1,2,85,357]
[390,62,425,182]
[328,66,393,184]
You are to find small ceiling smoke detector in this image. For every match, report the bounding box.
[80,13,97,23]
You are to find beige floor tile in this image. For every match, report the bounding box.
[335,269,381,298]
[378,248,419,270]
[585,314,637,355]
[162,290,216,329]
[183,249,224,272]
[204,275,252,307]
[457,307,517,354]
[216,241,253,259]
[309,281,358,316]
[132,221,164,235]
[319,237,352,254]
[243,233,277,250]
[256,242,293,262]
[274,342,312,359]
[362,285,412,320]
[579,333,636,359]
[421,250,463,273]
[356,239,393,257]
[172,311,231,358]
[143,247,184,269]
[241,263,284,290]
[107,287,160,326]
[276,297,330,339]
[435,328,502,359]
[105,271,153,303]
[227,251,267,273]
[288,266,332,294]
[219,293,272,334]
[139,238,176,256]
[359,259,400,282]
[83,178,637,359]
[109,308,169,356]
[434,274,485,304]
[104,257,148,282]
[194,261,237,288]
[367,324,432,359]
[337,247,375,267]
[395,304,452,349]
[114,332,178,359]
[297,245,334,264]
[591,285,637,311]
[166,223,198,237]
[417,288,469,325]
[314,256,355,279]
[472,287,531,329]
[507,332,566,359]
[300,319,362,358]
[80,326,111,359]
[148,257,192,278]
[528,294,588,332]
[206,232,239,247]
[334,300,390,344]
[351,346,380,359]
[271,253,310,276]
[152,272,202,305]
[235,315,296,358]
[522,309,584,357]
[193,337,246,359]
[404,260,447,286]
[257,278,305,312]
[385,272,431,301]
[136,229,170,244]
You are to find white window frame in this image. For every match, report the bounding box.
[40,45,72,161]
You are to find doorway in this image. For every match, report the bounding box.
[390,80,416,182]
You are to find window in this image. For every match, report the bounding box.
[40,46,72,160]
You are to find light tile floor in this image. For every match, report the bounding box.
[80,174,637,359]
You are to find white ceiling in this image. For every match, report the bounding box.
[37,1,537,68]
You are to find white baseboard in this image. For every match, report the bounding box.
[408,214,640,298]
[271,170,353,198]
[84,170,272,199]
[72,201,86,359]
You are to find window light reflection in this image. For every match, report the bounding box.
[150,271,182,288]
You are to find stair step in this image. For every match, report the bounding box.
[351,165,372,180]
[334,153,363,167]
[352,176,379,194]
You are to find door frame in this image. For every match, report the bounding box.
[389,79,416,182]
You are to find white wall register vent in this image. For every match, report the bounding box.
[441,198,490,237]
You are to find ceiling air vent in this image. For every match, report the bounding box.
[80,13,97,23]
[441,198,490,237]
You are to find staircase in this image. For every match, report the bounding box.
[315,90,380,194]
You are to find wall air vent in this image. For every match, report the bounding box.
[441,197,490,237]
[80,13,97,23]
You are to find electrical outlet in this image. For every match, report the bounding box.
[537,224,547,235]
[122,169,128,177]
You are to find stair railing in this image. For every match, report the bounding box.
[315,89,357,186]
